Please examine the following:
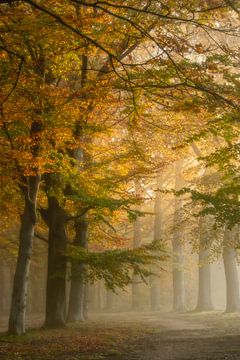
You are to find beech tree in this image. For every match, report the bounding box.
[131,189,142,310]
[223,227,240,312]
[149,175,164,311]
[1,0,239,334]
[172,160,185,311]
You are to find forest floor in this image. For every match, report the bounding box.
[1,311,240,359]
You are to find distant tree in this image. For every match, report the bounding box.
[1,0,239,334]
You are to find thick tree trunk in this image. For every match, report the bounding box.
[44,196,68,328]
[8,175,41,335]
[223,227,240,313]
[195,217,214,311]
[172,161,185,312]
[67,219,88,322]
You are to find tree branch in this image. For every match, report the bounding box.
[66,206,92,222]
[34,231,48,243]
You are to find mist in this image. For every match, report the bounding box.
[1,1,240,359]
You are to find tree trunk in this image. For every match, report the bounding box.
[196,249,213,311]
[96,280,104,311]
[8,175,41,335]
[67,54,89,321]
[44,196,68,328]
[132,214,142,310]
[195,217,214,311]
[172,243,185,312]
[150,178,162,311]
[106,289,115,311]
[0,263,7,315]
[223,227,240,313]
[67,218,88,322]
[172,161,185,312]
[83,281,88,319]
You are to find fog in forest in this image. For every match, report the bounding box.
[0,1,240,359]
[0,249,236,320]
[1,159,239,323]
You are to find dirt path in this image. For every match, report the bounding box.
[1,312,240,359]
[114,312,240,360]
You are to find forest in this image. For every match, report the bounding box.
[0,1,239,359]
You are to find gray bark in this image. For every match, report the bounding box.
[8,175,41,335]
[44,196,68,328]
[172,161,185,312]
[191,145,214,312]
[0,263,8,315]
[172,242,185,311]
[0,265,4,314]
[106,289,115,311]
[90,281,102,311]
[96,281,104,311]
[150,179,162,310]
[132,212,142,310]
[223,227,240,312]
[67,218,88,322]
[195,217,214,311]
[97,281,102,311]
[67,54,90,322]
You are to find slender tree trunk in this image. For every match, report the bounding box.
[67,218,88,322]
[223,227,240,313]
[8,175,41,335]
[97,280,104,311]
[150,178,162,310]
[0,263,6,315]
[172,242,185,311]
[83,281,88,319]
[195,217,213,311]
[67,54,90,322]
[150,282,160,311]
[132,213,142,310]
[191,143,214,311]
[196,250,213,311]
[172,161,185,312]
[44,196,68,328]
[106,289,115,311]
[96,281,101,311]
